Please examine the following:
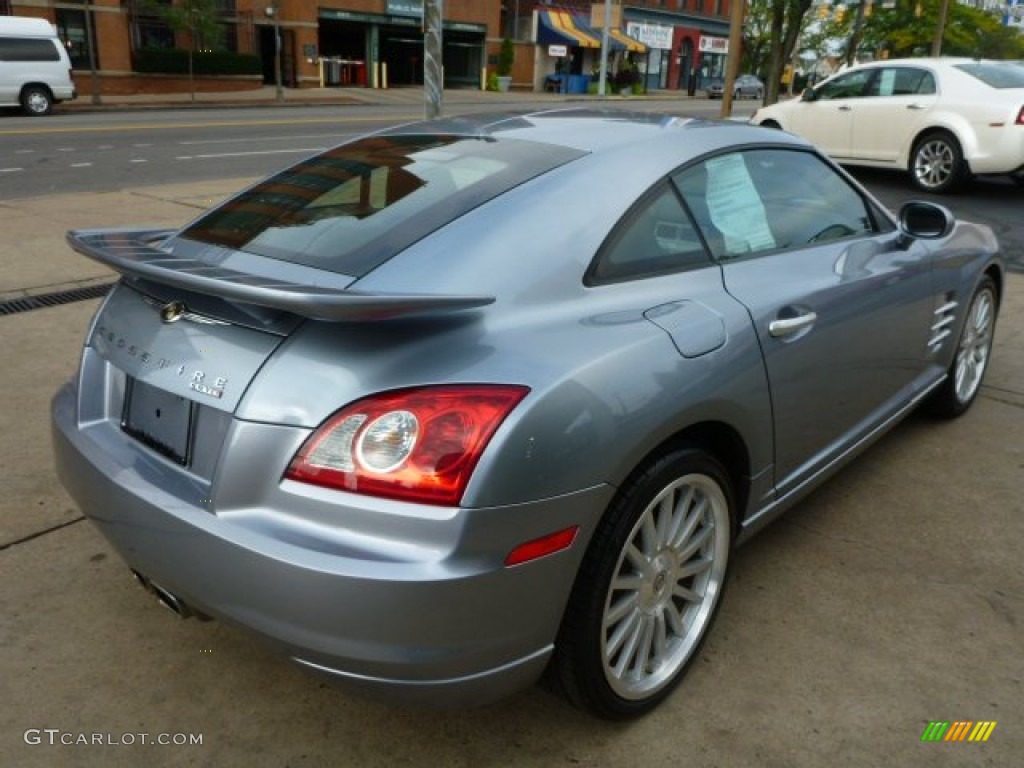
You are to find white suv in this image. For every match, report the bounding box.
[0,16,77,116]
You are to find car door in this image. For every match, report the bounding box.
[789,69,875,160]
[673,148,942,497]
[849,66,939,163]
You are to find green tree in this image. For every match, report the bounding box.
[147,0,225,102]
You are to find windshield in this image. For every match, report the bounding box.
[181,133,585,277]
[954,61,1024,89]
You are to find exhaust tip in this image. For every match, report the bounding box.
[128,569,212,621]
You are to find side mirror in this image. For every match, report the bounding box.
[800,87,817,102]
[896,201,955,249]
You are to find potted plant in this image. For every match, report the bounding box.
[495,38,514,92]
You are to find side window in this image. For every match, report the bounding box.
[816,70,873,100]
[587,182,712,284]
[673,149,877,261]
[0,37,61,62]
[873,67,936,96]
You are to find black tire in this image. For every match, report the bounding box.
[733,89,741,100]
[21,86,53,116]
[550,448,734,719]
[926,276,998,419]
[910,130,964,194]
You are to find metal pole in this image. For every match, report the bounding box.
[597,0,612,96]
[82,2,101,105]
[270,1,283,102]
[424,0,443,119]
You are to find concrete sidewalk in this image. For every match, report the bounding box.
[58,83,689,113]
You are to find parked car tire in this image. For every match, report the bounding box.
[755,88,764,99]
[926,276,998,418]
[550,447,733,719]
[911,130,965,193]
[21,85,53,116]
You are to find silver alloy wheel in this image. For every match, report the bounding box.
[913,137,956,190]
[954,286,995,405]
[600,472,729,700]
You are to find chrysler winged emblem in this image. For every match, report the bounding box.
[160,300,187,324]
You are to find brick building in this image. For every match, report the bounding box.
[1,1,731,96]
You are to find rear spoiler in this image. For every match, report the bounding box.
[67,228,494,322]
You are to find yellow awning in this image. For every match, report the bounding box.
[608,27,647,54]
[537,10,602,49]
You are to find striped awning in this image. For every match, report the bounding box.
[607,27,646,54]
[537,10,602,49]
[536,11,648,54]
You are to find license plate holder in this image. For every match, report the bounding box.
[122,377,194,466]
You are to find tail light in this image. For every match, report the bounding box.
[285,385,529,506]
[1016,106,1024,126]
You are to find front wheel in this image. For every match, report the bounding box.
[21,86,53,116]
[550,448,734,719]
[911,131,964,193]
[926,276,998,418]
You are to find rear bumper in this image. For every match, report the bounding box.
[52,380,611,706]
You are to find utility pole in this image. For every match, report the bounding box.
[720,0,745,118]
[424,0,443,119]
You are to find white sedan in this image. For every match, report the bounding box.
[752,58,1024,193]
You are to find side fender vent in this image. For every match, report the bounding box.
[928,293,958,356]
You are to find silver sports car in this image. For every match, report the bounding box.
[52,110,1004,719]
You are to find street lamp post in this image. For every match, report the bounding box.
[266,2,284,102]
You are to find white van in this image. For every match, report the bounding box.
[0,16,77,115]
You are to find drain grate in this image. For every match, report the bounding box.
[0,282,114,317]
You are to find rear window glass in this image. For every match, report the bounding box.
[954,62,1024,89]
[181,134,585,277]
[0,37,60,62]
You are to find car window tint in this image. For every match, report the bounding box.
[673,149,875,261]
[587,182,712,284]
[180,135,585,277]
[873,67,935,97]
[816,70,873,100]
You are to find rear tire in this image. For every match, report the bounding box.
[550,448,734,719]
[21,86,53,116]
[910,130,964,194]
[926,276,998,418]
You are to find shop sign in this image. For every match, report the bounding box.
[548,44,568,57]
[387,0,423,17]
[698,36,729,54]
[625,22,673,50]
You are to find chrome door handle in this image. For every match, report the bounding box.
[906,104,926,110]
[769,312,818,338]
[838,105,852,111]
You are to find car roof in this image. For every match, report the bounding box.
[382,108,803,155]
